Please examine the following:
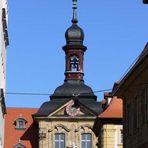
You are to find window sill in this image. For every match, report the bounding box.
[15,127,26,130]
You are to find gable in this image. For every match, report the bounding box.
[48,99,96,117]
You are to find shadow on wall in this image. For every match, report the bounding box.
[21,122,39,148]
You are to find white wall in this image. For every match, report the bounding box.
[0,0,8,91]
[0,0,8,147]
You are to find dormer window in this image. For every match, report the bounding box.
[14,143,26,148]
[14,118,27,130]
[70,55,79,72]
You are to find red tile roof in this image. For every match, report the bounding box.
[99,96,123,118]
[4,107,39,148]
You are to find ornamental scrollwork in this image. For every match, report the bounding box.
[48,124,70,133]
[75,124,93,132]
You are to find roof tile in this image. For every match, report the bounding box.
[99,97,123,118]
[4,108,39,148]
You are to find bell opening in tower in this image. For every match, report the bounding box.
[70,55,79,72]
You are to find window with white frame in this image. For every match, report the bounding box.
[14,118,27,130]
[81,133,92,148]
[54,133,65,148]
[14,143,26,148]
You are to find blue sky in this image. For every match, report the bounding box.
[6,0,148,107]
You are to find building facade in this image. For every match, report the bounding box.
[94,92,123,148]
[0,0,8,91]
[0,0,8,147]
[113,43,148,148]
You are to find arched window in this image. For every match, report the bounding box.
[14,118,27,130]
[70,55,79,72]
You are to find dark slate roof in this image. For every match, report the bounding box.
[65,23,84,45]
[34,80,100,117]
[79,100,102,115]
[34,99,102,117]
[34,99,69,117]
[51,80,97,100]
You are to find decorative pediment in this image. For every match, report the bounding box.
[48,99,96,117]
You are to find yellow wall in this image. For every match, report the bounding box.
[38,119,98,148]
[100,124,123,148]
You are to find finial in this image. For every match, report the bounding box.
[72,0,78,23]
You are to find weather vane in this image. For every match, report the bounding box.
[72,0,78,23]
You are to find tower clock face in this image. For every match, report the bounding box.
[66,100,80,117]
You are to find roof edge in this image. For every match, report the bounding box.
[112,42,148,97]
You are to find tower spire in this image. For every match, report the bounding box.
[72,0,78,23]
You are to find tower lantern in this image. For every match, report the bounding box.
[63,0,87,81]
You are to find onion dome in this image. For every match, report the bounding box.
[65,23,84,45]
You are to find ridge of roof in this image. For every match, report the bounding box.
[7,107,39,109]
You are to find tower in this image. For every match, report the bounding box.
[50,0,96,101]
[34,1,102,147]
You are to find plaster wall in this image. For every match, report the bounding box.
[101,124,123,148]
[38,119,98,148]
[0,0,8,91]
[0,0,8,147]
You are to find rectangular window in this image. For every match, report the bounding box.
[81,133,92,148]
[55,133,65,148]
